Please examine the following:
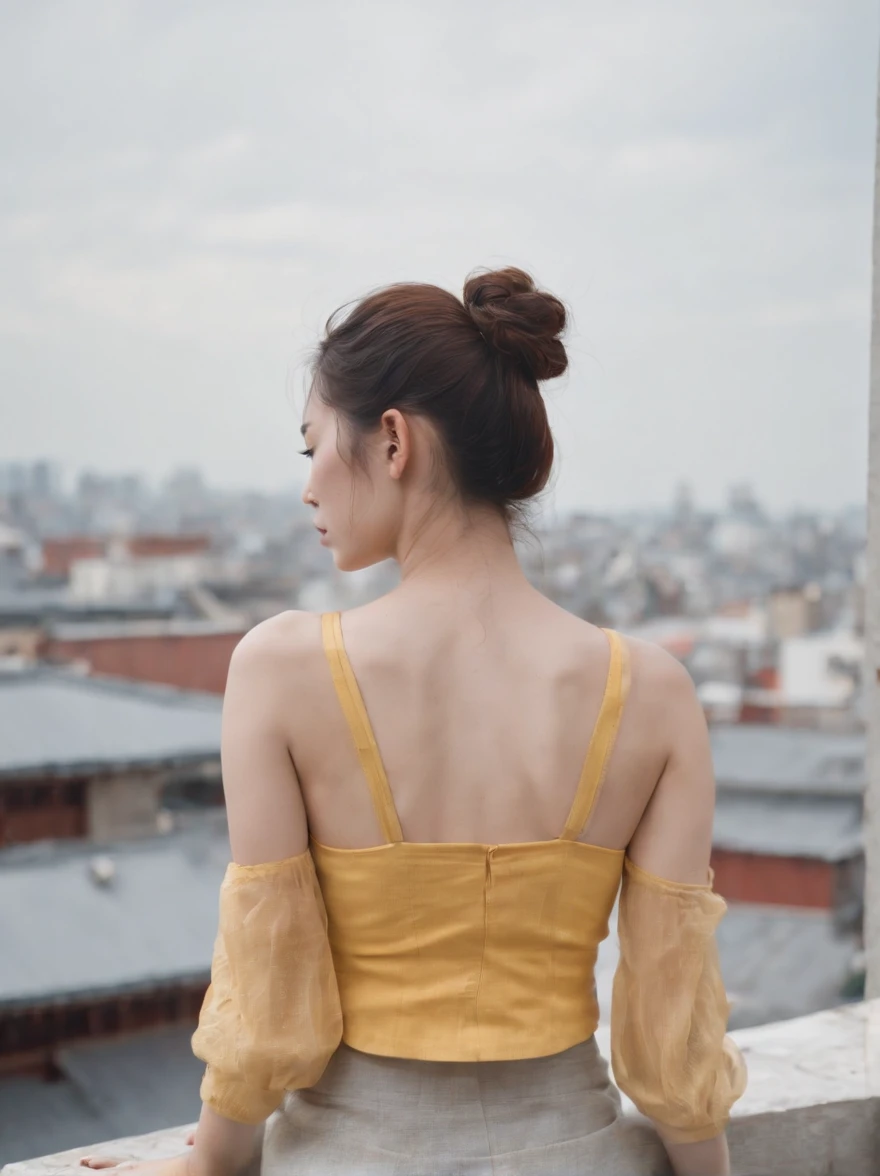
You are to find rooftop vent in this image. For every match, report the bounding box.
[89,856,116,886]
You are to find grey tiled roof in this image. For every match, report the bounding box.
[0,1025,202,1167]
[0,669,222,780]
[715,904,859,1030]
[0,819,228,1008]
[0,589,178,626]
[712,793,862,861]
[58,1026,203,1141]
[709,724,865,797]
[48,618,244,640]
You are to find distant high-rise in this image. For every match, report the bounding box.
[0,460,61,500]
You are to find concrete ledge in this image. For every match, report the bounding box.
[727,999,880,1176]
[1,1125,196,1176]
[5,1000,880,1176]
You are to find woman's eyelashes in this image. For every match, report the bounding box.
[298,448,315,459]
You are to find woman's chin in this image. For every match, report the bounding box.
[333,548,384,574]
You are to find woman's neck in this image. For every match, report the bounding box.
[392,500,534,607]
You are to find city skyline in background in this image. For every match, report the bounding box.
[0,456,871,523]
[1,1,877,513]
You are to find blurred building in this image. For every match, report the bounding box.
[41,618,246,695]
[768,584,824,639]
[0,522,29,590]
[709,725,865,921]
[0,821,225,1163]
[0,668,222,847]
[42,534,211,580]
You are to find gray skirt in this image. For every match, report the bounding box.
[261,1037,670,1175]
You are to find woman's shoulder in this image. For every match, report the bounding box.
[538,604,694,702]
[622,633,695,697]
[227,610,325,681]
[613,632,702,755]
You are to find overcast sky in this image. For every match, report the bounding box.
[0,1,877,512]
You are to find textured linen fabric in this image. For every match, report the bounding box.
[261,1038,671,1175]
[611,859,748,1142]
[310,836,623,1061]
[192,853,342,1124]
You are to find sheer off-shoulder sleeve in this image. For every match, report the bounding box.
[191,851,343,1125]
[610,859,747,1144]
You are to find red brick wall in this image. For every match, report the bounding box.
[737,666,781,724]
[749,666,779,690]
[42,538,104,577]
[42,534,210,577]
[710,848,834,909]
[737,702,780,724]
[127,534,210,558]
[43,630,244,694]
[0,780,88,847]
[0,981,208,1073]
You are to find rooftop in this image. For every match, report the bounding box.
[712,791,863,861]
[709,723,865,797]
[47,617,246,641]
[0,817,228,1008]
[0,590,180,627]
[0,668,221,781]
[0,1026,203,1167]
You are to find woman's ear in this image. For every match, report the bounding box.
[381,409,410,481]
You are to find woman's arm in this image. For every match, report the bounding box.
[625,647,716,886]
[84,615,320,1176]
[616,650,740,1176]
[187,619,316,1171]
[219,615,311,869]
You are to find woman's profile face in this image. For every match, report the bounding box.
[300,392,398,572]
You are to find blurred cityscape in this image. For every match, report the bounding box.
[0,458,869,1162]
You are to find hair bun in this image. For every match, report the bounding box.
[463,267,568,382]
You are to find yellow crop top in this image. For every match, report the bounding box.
[193,612,746,1140]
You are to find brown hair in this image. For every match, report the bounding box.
[312,266,567,515]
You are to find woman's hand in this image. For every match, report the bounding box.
[79,1158,191,1175]
[80,1111,258,1176]
[79,1133,197,1174]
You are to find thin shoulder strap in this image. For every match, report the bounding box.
[560,629,631,842]
[321,612,403,844]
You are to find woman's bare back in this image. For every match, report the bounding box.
[241,585,677,854]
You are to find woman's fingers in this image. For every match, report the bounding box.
[79,1159,133,1170]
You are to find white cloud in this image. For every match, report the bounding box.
[0,213,52,243]
[610,137,747,183]
[0,307,40,337]
[754,292,868,329]
[198,204,317,247]
[48,254,308,340]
